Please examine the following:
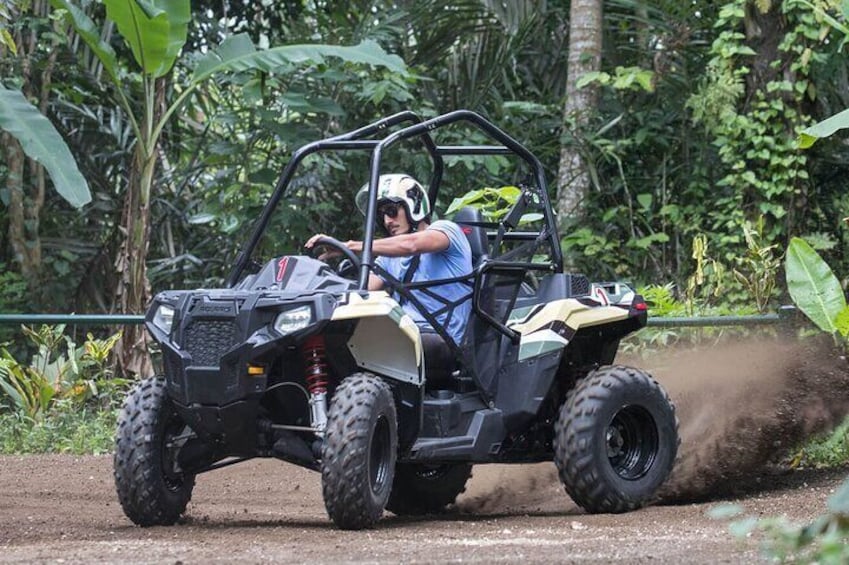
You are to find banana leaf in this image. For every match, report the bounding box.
[0,86,91,208]
[193,34,406,84]
[785,237,846,333]
[103,0,190,78]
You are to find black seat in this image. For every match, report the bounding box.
[453,207,489,267]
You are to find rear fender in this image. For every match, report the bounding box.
[508,298,632,362]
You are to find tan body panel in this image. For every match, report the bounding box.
[332,291,423,385]
[510,299,629,361]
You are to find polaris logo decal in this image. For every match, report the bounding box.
[192,300,236,317]
[198,304,232,313]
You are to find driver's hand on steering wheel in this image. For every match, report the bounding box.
[305,234,356,262]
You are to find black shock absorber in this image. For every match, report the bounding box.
[301,335,329,435]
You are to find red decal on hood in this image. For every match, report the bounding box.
[276,257,290,282]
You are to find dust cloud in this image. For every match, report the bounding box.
[456,463,566,514]
[653,336,849,501]
[455,336,849,513]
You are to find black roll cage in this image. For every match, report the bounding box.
[225,110,563,355]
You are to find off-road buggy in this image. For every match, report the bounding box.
[114,110,679,530]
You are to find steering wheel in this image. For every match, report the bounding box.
[308,236,362,276]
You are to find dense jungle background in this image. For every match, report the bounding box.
[1,0,849,358]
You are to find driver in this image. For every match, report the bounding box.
[306,174,472,345]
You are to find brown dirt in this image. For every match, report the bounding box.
[1,455,845,564]
[1,336,848,563]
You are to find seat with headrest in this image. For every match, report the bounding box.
[452,206,490,267]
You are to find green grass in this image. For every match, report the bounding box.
[792,416,849,469]
[0,408,117,455]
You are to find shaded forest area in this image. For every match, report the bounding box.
[2,1,849,362]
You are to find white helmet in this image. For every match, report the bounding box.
[355,174,431,224]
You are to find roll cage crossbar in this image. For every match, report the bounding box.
[225,110,564,353]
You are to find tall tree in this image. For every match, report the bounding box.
[0,1,90,293]
[556,0,603,245]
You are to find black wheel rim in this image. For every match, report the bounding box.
[605,405,658,480]
[369,414,391,495]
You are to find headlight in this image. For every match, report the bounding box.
[152,304,175,334]
[274,305,312,334]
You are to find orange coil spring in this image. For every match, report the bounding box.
[302,335,329,394]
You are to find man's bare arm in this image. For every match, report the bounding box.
[347,229,449,257]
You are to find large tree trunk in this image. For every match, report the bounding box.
[556,0,603,251]
[112,145,154,378]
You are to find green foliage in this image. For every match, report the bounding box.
[717,477,849,564]
[798,0,849,149]
[686,234,726,315]
[0,0,15,54]
[10,0,847,327]
[0,409,117,454]
[732,218,783,313]
[687,0,818,243]
[445,186,542,224]
[0,262,27,312]
[192,34,406,83]
[785,237,847,336]
[0,85,91,208]
[104,0,190,78]
[800,107,849,148]
[792,416,849,469]
[0,325,125,419]
[640,283,686,317]
[576,66,656,92]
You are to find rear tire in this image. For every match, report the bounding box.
[554,365,678,513]
[386,463,472,515]
[321,373,398,529]
[114,376,196,526]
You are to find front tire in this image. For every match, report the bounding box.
[321,373,398,530]
[114,376,196,526]
[387,463,472,515]
[554,365,678,513]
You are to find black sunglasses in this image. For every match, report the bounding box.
[377,202,402,219]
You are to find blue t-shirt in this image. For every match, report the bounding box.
[376,220,473,344]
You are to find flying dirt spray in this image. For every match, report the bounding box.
[457,336,849,513]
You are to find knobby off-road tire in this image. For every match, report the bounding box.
[554,365,678,514]
[386,463,473,515]
[114,376,196,526]
[321,373,398,530]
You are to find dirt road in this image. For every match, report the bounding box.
[0,454,845,564]
[2,338,848,563]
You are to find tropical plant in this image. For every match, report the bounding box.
[445,186,542,224]
[685,234,726,316]
[49,0,407,375]
[732,217,783,313]
[0,408,117,454]
[785,237,849,340]
[0,325,123,418]
[0,350,56,420]
[0,87,91,208]
[713,478,849,564]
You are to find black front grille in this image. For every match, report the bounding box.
[183,319,237,366]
